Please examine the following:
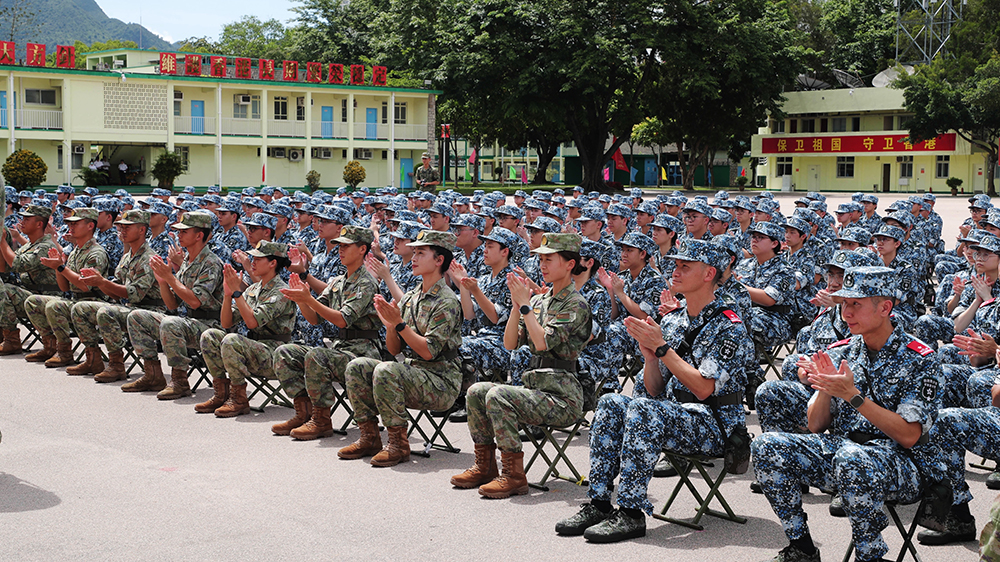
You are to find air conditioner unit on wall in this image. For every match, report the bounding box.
[288,148,304,162]
[72,144,85,155]
[354,148,373,160]
[174,91,184,100]
[312,147,331,159]
[296,97,305,107]
[235,94,251,105]
[268,147,286,159]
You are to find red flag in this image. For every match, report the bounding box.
[521,167,528,184]
[603,167,610,181]
[468,148,477,165]
[611,139,628,172]
[262,164,266,183]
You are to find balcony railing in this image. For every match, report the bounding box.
[6,109,63,130]
[310,120,349,139]
[174,116,215,135]
[392,124,425,141]
[221,118,261,136]
[268,119,306,138]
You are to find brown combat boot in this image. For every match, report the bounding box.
[451,443,499,488]
[94,351,127,383]
[66,347,105,376]
[272,394,313,435]
[214,383,250,418]
[121,360,167,392]
[370,425,411,467]
[195,378,230,413]
[0,329,22,355]
[337,420,382,459]
[479,451,529,498]
[45,340,76,368]
[157,367,192,400]
[290,406,335,440]
[24,335,56,362]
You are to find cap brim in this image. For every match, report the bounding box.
[830,288,871,299]
[171,223,194,229]
[531,247,559,254]
[114,220,142,225]
[247,249,268,257]
[331,236,358,244]
[64,217,88,222]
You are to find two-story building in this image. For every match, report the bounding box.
[0,47,438,189]
[751,87,987,194]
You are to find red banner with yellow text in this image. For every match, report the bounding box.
[761,133,957,155]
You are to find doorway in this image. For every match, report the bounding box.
[882,163,891,192]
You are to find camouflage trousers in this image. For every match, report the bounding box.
[934,258,965,283]
[460,333,509,386]
[127,309,215,368]
[981,493,1000,561]
[200,328,282,386]
[344,356,461,428]
[588,393,724,514]
[931,406,1000,506]
[71,302,131,352]
[968,370,997,409]
[273,339,380,408]
[911,314,954,350]
[0,284,34,330]
[466,368,583,453]
[755,379,812,434]
[24,295,78,344]
[750,309,791,349]
[752,433,922,561]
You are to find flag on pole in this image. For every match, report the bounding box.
[603,167,610,181]
[468,148,477,165]
[661,166,667,181]
[629,167,638,183]
[521,167,528,184]
[612,148,628,172]
[262,164,266,183]
[509,165,517,180]
[400,164,405,187]
[465,166,471,181]
[741,167,747,177]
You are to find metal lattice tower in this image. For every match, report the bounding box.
[896,0,965,65]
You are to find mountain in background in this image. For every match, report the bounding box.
[9,0,173,54]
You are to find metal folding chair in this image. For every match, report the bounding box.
[522,417,589,491]
[329,382,354,435]
[245,372,293,412]
[186,347,212,392]
[652,451,748,531]
[842,497,928,562]
[407,403,462,457]
[16,311,41,351]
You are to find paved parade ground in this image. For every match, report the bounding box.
[0,189,993,561]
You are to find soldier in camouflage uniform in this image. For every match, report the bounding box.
[414,152,441,193]
[23,208,109,367]
[555,239,751,543]
[752,266,947,562]
[125,211,223,399]
[451,233,591,498]
[272,226,382,440]
[340,230,463,467]
[69,210,163,381]
[198,241,296,418]
[146,201,175,261]
[739,220,795,350]
[367,220,421,302]
[0,204,60,354]
[93,198,125,272]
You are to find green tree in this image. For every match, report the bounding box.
[150,151,185,190]
[175,37,217,53]
[343,160,366,188]
[2,149,46,190]
[820,0,896,78]
[216,16,293,59]
[632,117,665,187]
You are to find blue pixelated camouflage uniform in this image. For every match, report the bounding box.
[738,254,795,348]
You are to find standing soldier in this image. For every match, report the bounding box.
[0,204,60,354]
[198,241,297,417]
[272,226,382,439]
[339,230,463,467]
[414,152,441,194]
[23,208,108,367]
[125,211,223,398]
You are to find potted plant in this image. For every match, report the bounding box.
[946,177,963,196]
[150,151,185,190]
[343,160,366,189]
[2,149,47,190]
[735,175,749,191]
[306,170,321,191]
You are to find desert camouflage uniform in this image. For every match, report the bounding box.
[200,275,296,386]
[24,237,108,344]
[344,277,462,428]
[126,244,223,368]
[0,233,59,330]
[274,266,381,407]
[467,282,592,452]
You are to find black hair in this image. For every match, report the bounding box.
[430,246,453,274]
[557,250,587,276]
[193,226,213,243]
[579,253,601,278]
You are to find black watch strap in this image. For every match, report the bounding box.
[519,304,530,315]
[654,343,671,358]
[232,290,243,299]
[395,322,407,333]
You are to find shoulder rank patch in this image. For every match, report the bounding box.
[722,310,742,323]
[907,340,934,356]
[827,338,851,349]
[983,298,996,307]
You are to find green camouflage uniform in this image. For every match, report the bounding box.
[24,236,108,344]
[71,241,162,353]
[983,494,1000,561]
[0,233,59,330]
[344,276,462,428]
[414,165,440,193]
[126,244,223,368]
[273,266,381,406]
[200,274,296,385]
[467,282,592,452]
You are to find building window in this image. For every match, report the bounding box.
[56,146,83,170]
[851,117,861,131]
[174,101,181,117]
[341,99,348,122]
[831,117,847,132]
[25,89,56,105]
[174,146,190,171]
[234,95,261,119]
[900,156,913,178]
[936,155,950,178]
[898,115,913,130]
[57,145,62,170]
[837,156,855,178]
[775,157,792,176]
[273,96,288,120]
[296,101,305,121]
[771,119,785,133]
[800,119,816,133]
[381,101,408,124]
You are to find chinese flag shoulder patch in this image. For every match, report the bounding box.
[907,340,934,356]
[827,338,851,349]
[722,310,742,323]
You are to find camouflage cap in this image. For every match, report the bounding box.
[182,186,196,194]
[452,213,485,232]
[959,228,985,245]
[151,188,172,197]
[17,190,32,199]
[885,211,913,229]
[526,216,561,234]
[149,201,174,216]
[851,192,865,202]
[390,220,424,241]
[544,207,566,222]
[59,199,84,211]
[749,220,786,242]
[836,227,872,246]
[808,200,827,213]
[756,199,781,216]
[18,204,52,220]
[832,266,898,299]
[428,202,455,218]
[682,200,712,217]
[390,209,420,223]
[94,197,123,214]
[523,198,549,211]
[243,212,277,231]
[115,209,150,225]
[636,201,659,216]
[836,202,862,214]
[783,216,811,234]
[83,187,99,197]
[56,184,75,194]
[969,194,992,209]
[577,206,607,223]
[579,238,603,261]
[710,208,733,223]
[496,205,525,220]
[206,185,222,193]
[265,203,294,220]
[293,191,311,203]
[407,229,457,252]
[824,249,880,271]
[794,197,812,207]
[202,194,224,206]
[618,232,657,257]
[873,224,906,242]
[650,213,683,233]
[805,192,826,202]
[793,208,819,225]
[34,188,47,198]
[923,193,936,202]
[248,240,288,259]
[606,203,635,219]
[260,186,275,196]
[65,207,99,223]
[860,194,879,205]
[533,190,553,201]
[241,187,257,197]
[666,238,729,272]
[711,234,742,260]
[731,196,755,212]
[332,225,375,246]
[172,210,214,229]
[243,196,267,209]
[971,233,1000,256]
[478,226,521,251]
[532,232,582,255]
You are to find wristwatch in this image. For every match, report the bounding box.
[395,322,407,333]
[654,343,671,358]
[57,264,66,272]
[849,393,865,410]
[519,304,530,315]
[298,271,308,281]
[231,291,243,300]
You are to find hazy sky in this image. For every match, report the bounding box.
[97,0,297,43]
